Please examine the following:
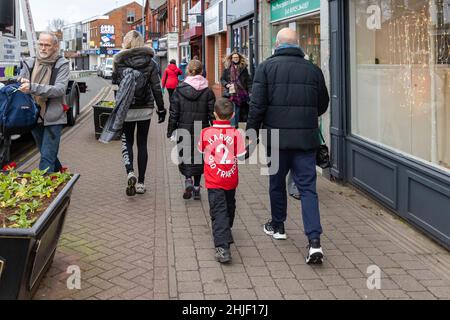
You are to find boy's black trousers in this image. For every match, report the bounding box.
[208,189,236,249]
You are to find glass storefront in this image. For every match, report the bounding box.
[349,0,450,171]
[272,13,321,66]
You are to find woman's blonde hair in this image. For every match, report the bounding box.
[122,30,145,49]
[187,59,203,76]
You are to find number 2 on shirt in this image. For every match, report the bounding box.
[216,144,232,165]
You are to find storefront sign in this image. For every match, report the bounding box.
[271,0,320,23]
[189,1,202,28]
[100,34,115,48]
[168,32,178,49]
[100,25,115,34]
[205,0,226,36]
[227,0,254,25]
[100,25,115,48]
[159,37,168,51]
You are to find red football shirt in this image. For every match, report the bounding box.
[198,121,246,190]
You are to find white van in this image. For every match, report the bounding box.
[103,58,114,79]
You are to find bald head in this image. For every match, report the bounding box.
[276,28,298,47]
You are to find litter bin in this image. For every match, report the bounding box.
[92,101,114,140]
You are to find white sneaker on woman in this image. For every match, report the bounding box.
[136,183,146,194]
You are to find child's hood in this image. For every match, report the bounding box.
[177,76,209,101]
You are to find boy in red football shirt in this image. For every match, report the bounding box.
[198,98,247,264]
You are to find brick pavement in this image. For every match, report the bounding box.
[21,96,450,300]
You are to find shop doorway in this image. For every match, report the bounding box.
[231,18,255,74]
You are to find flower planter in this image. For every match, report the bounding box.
[93,101,115,140]
[0,173,80,300]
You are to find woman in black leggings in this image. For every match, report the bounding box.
[121,120,151,194]
[113,31,166,196]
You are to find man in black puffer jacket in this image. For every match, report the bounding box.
[246,28,329,265]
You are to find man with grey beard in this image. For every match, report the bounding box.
[19,32,70,173]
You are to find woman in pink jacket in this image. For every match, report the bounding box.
[162,59,182,100]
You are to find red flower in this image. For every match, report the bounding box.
[2,162,17,171]
[51,175,58,181]
[60,167,69,173]
[63,104,70,113]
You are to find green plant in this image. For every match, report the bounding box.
[0,167,71,229]
[100,101,115,108]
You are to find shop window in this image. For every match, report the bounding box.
[271,13,321,66]
[350,0,450,171]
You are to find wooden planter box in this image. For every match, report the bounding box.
[0,174,80,300]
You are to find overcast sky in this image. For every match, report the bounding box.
[28,0,143,31]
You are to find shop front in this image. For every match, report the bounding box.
[205,0,227,97]
[270,0,321,65]
[329,0,450,248]
[227,0,256,74]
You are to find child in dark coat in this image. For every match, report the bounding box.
[167,60,216,200]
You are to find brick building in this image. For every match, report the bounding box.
[90,1,143,51]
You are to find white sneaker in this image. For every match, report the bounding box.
[306,239,324,265]
[126,172,137,197]
[136,183,146,194]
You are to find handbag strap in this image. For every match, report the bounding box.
[319,118,325,145]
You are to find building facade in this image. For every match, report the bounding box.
[86,1,143,69]
[329,0,450,249]
[205,0,228,97]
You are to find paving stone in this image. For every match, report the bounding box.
[328,286,360,300]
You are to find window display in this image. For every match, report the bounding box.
[350,0,450,171]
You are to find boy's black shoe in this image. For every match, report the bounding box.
[263,221,287,240]
[306,239,324,265]
[193,187,201,201]
[183,178,194,200]
[215,247,232,264]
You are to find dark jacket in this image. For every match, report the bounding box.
[112,47,164,112]
[220,65,252,99]
[168,81,216,177]
[246,47,329,151]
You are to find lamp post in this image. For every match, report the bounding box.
[201,0,206,69]
[142,0,146,41]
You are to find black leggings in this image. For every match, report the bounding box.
[122,120,151,183]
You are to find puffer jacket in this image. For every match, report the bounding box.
[246,47,329,151]
[20,56,70,126]
[162,64,182,89]
[112,47,164,112]
[168,81,216,177]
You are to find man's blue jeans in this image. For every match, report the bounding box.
[269,150,323,241]
[31,124,63,173]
